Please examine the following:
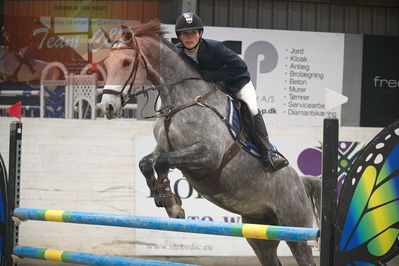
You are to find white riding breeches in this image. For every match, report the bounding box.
[234,81,259,116]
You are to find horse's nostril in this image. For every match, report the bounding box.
[108,104,114,113]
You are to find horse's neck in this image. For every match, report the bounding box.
[139,38,225,107]
[157,43,216,106]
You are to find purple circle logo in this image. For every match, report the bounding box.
[297,141,364,197]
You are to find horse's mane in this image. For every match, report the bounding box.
[130,19,177,51]
[131,19,166,38]
[130,19,202,76]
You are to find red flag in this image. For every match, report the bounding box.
[6,101,22,121]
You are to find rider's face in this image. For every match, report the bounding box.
[179,30,201,50]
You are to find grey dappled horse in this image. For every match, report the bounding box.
[100,21,321,266]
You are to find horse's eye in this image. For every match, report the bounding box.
[123,59,131,67]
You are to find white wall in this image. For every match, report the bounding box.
[0,118,382,258]
[1,118,153,256]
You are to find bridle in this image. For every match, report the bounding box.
[101,39,149,107]
[101,37,202,117]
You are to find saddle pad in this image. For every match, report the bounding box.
[226,97,261,158]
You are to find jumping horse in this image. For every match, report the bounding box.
[100,20,321,266]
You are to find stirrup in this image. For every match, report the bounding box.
[259,156,274,172]
[267,151,289,171]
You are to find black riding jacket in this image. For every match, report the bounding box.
[177,38,251,94]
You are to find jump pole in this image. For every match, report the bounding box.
[13,208,320,243]
[13,246,195,266]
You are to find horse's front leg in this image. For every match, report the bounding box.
[139,145,186,219]
[154,142,215,219]
[139,146,162,207]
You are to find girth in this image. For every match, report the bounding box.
[162,88,242,195]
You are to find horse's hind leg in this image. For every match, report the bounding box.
[242,216,282,266]
[286,241,316,266]
[245,239,281,266]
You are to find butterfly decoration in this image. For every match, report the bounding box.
[335,119,399,265]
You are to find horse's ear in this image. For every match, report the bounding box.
[121,25,134,45]
[100,27,112,44]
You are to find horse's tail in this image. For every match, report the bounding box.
[302,175,322,227]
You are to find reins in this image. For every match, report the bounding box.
[101,37,241,141]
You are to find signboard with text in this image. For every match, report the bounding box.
[360,35,399,127]
[164,25,345,126]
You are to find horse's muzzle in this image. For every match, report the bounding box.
[100,102,118,119]
[100,85,125,119]
[104,103,115,119]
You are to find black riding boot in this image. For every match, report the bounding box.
[252,111,289,171]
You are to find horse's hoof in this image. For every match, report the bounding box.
[167,205,185,219]
[177,208,185,219]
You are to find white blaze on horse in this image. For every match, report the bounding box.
[100,20,321,266]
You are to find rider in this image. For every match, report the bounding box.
[175,12,288,171]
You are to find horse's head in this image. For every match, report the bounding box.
[100,20,204,119]
[100,25,157,119]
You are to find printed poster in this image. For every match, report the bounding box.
[164,25,345,126]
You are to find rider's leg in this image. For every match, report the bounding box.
[235,81,288,171]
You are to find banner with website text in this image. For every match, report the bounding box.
[165,25,344,126]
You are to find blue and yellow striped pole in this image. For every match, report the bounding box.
[13,246,196,266]
[13,208,319,242]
